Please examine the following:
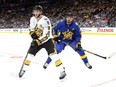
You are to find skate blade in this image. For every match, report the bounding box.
[60,76,67,82]
[19,70,25,78]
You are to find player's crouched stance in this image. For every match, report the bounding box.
[19,5,66,80]
[43,12,92,70]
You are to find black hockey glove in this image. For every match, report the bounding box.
[53,37,60,42]
[53,34,60,42]
[75,42,82,50]
[29,31,38,39]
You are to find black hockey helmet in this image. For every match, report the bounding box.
[33,5,43,11]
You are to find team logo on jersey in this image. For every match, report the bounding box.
[34,24,43,38]
[44,18,48,20]
[62,29,74,40]
[35,28,43,38]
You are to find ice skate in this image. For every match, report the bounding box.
[19,70,26,78]
[59,71,67,80]
[43,63,49,69]
[85,63,92,69]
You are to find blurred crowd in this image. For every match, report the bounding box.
[0,0,115,28]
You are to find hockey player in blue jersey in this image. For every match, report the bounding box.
[43,12,92,69]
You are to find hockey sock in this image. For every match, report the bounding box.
[45,57,52,64]
[23,53,34,70]
[82,58,88,64]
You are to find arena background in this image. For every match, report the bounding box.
[0,0,116,87]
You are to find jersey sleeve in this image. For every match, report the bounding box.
[29,17,37,31]
[74,24,82,43]
[53,22,61,38]
[29,17,39,39]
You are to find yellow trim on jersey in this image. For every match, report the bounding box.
[77,42,81,45]
[29,31,34,35]
[80,54,87,59]
[24,60,30,66]
[35,39,41,46]
[55,59,62,67]
[41,33,50,42]
[53,34,58,38]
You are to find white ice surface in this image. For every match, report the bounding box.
[0,33,116,87]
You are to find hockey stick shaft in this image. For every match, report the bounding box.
[18,42,32,77]
[69,41,107,59]
[83,49,107,59]
[18,50,29,77]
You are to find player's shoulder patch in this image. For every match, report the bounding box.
[43,16,49,21]
[44,17,48,20]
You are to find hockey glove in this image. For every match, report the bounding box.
[76,42,82,50]
[53,34,60,42]
[29,31,38,39]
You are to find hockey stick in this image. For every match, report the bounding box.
[18,42,32,78]
[18,50,29,77]
[83,49,115,59]
[19,30,34,78]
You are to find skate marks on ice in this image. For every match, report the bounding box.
[90,78,116,87]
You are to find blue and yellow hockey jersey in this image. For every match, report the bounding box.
[54,19,81,43]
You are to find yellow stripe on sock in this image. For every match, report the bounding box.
[81,54,87,59]
[24,60,31,66]
[55,59,62,67]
